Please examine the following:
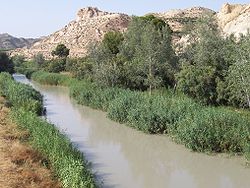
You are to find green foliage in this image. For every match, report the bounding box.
[42,59,66,73]
[0,72,96,187]
[0,72,43,114]
[89,16,176,91]
[102,31,124,55]
[66,58,93,80]
[33,53,45,66]
[70,81,123,111]
[52,44,70,58]
[176,64,217,104]
[177,15,229,105]
[14,60,39,78]
[174,107,250,153]
[225,34,250,108]
[10,109,96,188]
[32,72,250,160]
[119,16,177,91]
[31,71,71,86]
[139,14,169,32]
[11,55,25,68]
[0,52,14,73]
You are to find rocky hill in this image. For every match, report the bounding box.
[0,33,40,50]
[13,7,131,58]
[12,3,250,59]
[217,3,250,37]
[153,7,215,33]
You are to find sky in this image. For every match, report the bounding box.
[0,0,249,38]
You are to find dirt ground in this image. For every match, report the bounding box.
[0,97,61,188]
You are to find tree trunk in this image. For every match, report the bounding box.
[241,75,250,108]
[149,58,152,96]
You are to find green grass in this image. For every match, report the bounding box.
[0,72,96,188]
[31,71,72,86]
[0,72,43,114]
[31,71,250,162]
[11,109,96,188]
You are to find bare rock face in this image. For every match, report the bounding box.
[153,7,215,52]
[153,7,215,33]
[12,7,131,59]
[217,3,250,37]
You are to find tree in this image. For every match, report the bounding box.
[225,35,250,108]
[33,53,45,66]
[176,63,217,104]
[102,31,124,55]
[51,44,70,58]
[44,59,66,73]
[66,58,93,80]
[0,52,14,73]
[120,16,176,93]
[11,55,25,68]
[177,15,228,104]
[90,31,126,86]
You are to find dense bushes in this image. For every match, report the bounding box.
[31,72,250,159]
[0,72,96,188]
[31,71,71,86]
[0,52,14,73]
[173,108,250,153]
[0,73,43,114]
[70,81,123,111]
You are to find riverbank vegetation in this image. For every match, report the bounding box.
[0,96,61,188]
[11,14,250,161]
[0,73,96,188]
[31,71,250,160]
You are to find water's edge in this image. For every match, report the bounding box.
[14,74,250,188]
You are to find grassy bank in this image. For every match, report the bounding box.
[0,96,61,188]
[0,72,96,188]
[31,71,72,86]
[31,71,250,161]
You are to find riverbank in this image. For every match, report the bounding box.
[31,71,250,162]
[0,73,96,188]
[0,96,61,188]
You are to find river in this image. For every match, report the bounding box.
[14,74,250,188]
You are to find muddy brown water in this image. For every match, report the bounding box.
[14,74,250,188]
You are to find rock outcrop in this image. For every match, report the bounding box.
[217,3,250,37]
[153,7,215,33]
[12,7,131,59]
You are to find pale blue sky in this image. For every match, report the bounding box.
[1,0,249,38]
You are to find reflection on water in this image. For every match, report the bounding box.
[14,74,250,188]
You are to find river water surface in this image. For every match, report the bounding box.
[14,74,250,188]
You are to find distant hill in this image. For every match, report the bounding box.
[0,33,40,50]
[11,3,250,59]
[12,7,131,58]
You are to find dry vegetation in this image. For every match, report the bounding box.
[0,97,61,188]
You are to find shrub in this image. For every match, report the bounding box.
[0,72,43,114]
[0,52,14,73]
[174,108,250,152]
[31,71,71,86]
